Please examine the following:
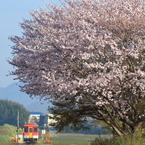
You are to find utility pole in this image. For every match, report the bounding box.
[17,110,19,128]
[17,110,19,142]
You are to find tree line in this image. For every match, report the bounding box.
[0,99,29,127]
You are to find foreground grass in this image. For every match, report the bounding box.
[91,132,145,145]
[0,124,22,144]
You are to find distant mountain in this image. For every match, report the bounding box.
[26,101,50,114]
[0,82,51,114]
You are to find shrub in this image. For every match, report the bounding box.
[91,132,145,145]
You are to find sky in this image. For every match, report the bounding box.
[0,0,61,88]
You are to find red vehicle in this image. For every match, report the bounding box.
[23,124,39,144]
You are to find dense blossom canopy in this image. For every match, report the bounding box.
[9,0,145,135]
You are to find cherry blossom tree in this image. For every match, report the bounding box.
[9,0,145,135]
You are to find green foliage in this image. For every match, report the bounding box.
[91,132,145,145]
[48,97,114,135]
[48,98,90,132]
[135,98,145,120]
[0,124,22,143]
[48,96,145,136]
[0,99,29,127]
[48,99,107,134]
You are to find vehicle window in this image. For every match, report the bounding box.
[34,127,38,132]
[29,128,32,132]
[24,127,28,132]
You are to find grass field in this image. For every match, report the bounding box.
[0,124,145,145]
[0,124,23,145]
[51,133,97,145]
[33,133,110,145]
[0,124,19,143]
[0,124,110,145]
[41,133,111,145]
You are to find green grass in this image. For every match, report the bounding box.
[90,132,145,145]
[1,124,144,145]
[0,124,22,144]
[0,125,106,145]
[110,134,145,145]
[49,133,111,145]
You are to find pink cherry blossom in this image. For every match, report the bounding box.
[9,0,145,135]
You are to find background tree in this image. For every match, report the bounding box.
[48,99,107,135]
[0,99,29,127]
[9,0,145,136]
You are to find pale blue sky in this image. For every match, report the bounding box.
[0,0,61,88]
